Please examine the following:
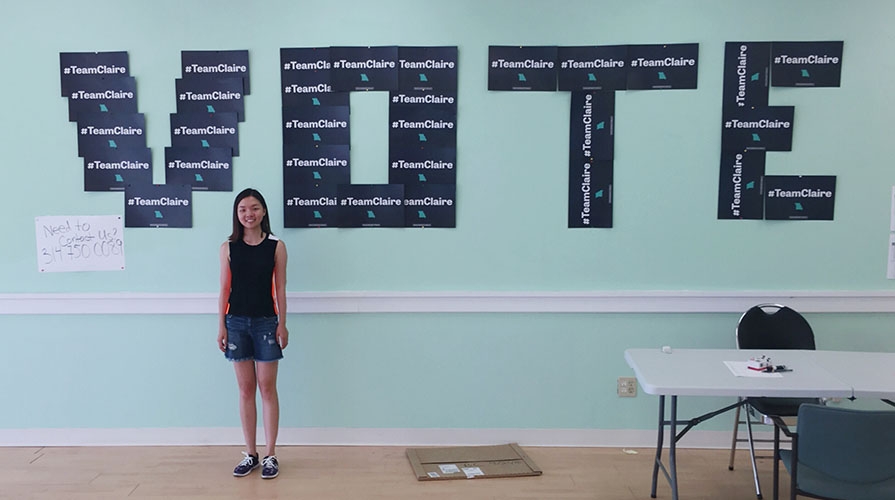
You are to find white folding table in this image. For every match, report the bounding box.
[624,348,855,500]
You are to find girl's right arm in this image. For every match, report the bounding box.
[217,242,231,352]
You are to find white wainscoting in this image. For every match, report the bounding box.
[1,290,895,314]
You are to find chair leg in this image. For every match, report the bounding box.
[772,423,782,500]
[729,403,741,470]
[745,408,763,499]
[789,432,798,500]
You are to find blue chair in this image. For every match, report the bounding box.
[776,404,895,500]
[728,304,820,499]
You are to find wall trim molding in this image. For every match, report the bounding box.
[0,427,770,449]
[1,290,894,315]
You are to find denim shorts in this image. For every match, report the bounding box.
[224,314,283,362]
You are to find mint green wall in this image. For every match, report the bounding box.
[3,312,893,430]
[1,0,893,293]
[1,1,894,434]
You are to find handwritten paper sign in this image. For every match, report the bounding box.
[35,215,125,272]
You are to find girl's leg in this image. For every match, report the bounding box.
[233,360,258,455]
[256,360,279,457]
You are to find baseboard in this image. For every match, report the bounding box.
[0,427,777,448]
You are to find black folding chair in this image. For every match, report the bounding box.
[727,304,820,499]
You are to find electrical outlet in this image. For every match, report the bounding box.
[617,377,637,397]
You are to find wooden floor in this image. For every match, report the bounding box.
[0,445,789,499]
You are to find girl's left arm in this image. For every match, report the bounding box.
[274,240,289,349]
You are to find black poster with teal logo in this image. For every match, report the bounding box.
[330,46,399,92]
[124,184,192,228]
[175,77,246,121]
[557,45,628,91]
[388,104,456,149]
[337,184,404,227]
[83,147,152,192]
[170,112,240,156]
[404,184,455,228]
[717,150,766,220]
[626,43,698,90]
[60,51,129,97]
[283,185,340,228]
[721,106,794,152]
[389,146,456,185]
[488,46,558,91]
[282,105,350,146]
[282,144,350,187]
[76,112,146,157]
[389,90,457,112]
[398,46,458,92]
[722,42,770,113]
[181,50,250,94]
[764,175,836,220]
[771,41,843,87]
[65,76,138,121]
[569,159,613,228]
[570,91,614,161]
[164,147,233,191]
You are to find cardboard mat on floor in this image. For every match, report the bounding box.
[406,443,542,480]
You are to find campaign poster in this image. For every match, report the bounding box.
[283,185,340,228]
[76,112,146,157]
[557,45,628,91]
[164,147,233,191]
[389,146,456,185]
[124,183,192,228]
[389,90,457,112]
[170,112,240,155]
[404,184,455,228]
[175,77,246,120]
[389,104,456,149]
[717,150,766,220]
[626,43,699,90]
[281,47,331,83]
[283,144,350,186]
[721,42,771,113]
[181,49,250,94]
[488,46,558,91]
[330,46,399,92]
[83,147,152,192]
[282,105,350,146]
[60,51,129,97]
[771,41,843,87]
[721,106,794,152]
[569,160,613,228]
[337,184,405,228]
[570,91,614,162]
[764,175,836,220]
[397,46,458,92]
[65,76,138,121]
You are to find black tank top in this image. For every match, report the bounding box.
[227,234,278,317]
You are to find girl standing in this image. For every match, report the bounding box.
[217,188,288,479]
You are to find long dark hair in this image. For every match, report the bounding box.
[228,188,273,241]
